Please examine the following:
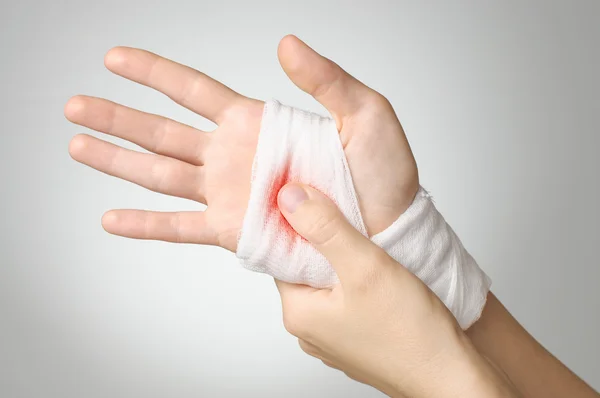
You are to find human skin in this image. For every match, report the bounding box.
[66,35,418,252]
[273,182,519,397]
[65,35,599,397]
[466,294,599,398]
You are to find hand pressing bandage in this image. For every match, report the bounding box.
[237,100,491,329]
[69,38,489,329]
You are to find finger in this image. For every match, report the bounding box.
[274,279,320,311]
[104,46,246,124]
[102,210,217,245]
[298,340,338,370]
[65,95,210,166]
[274,279,323,338]
[277,184,390,285]
[277,35,378,126]
[274,279,319,299]
[69,134,205,203]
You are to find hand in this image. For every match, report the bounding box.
[65,35,418,251]
[274,183,519,398]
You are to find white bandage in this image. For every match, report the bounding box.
[237,100,491,329]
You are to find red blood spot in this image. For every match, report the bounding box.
[265,159,305,252]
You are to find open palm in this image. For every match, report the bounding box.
[67,35,418,252]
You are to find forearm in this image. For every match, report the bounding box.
[380,331,521,398]
[466,293,599,398]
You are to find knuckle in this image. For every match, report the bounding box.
[282,317,298,336]
[150,118,172,154]
[150,161,170,192]
[282,308,306,338]
[178,76,202,109]
[310,63,341,99]
[306,209,343,247]
[168,213,184,244]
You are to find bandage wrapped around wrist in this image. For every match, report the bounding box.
[237,100,491,329]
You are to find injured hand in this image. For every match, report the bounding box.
[238,100,490,329]
[67,35,489,329]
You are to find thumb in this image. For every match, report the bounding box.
[277,183,382,283]
[277,35,375,127]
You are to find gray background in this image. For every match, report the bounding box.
[1,0,598,396]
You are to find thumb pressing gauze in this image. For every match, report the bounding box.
[237,100,491,329]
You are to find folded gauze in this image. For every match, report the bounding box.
[237,100,491,329]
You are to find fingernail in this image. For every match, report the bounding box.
[279,185,308,213]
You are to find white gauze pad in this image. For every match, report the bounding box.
[237,100,491,328]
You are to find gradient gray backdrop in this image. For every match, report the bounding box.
[1,1,598,397]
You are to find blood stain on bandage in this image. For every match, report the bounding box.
[265,160,305,250]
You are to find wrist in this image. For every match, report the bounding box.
[427,335,519,398]
[383,333,518,398]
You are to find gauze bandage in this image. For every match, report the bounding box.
[237,100,491,329]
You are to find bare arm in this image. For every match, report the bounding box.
[467,293,599,398]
